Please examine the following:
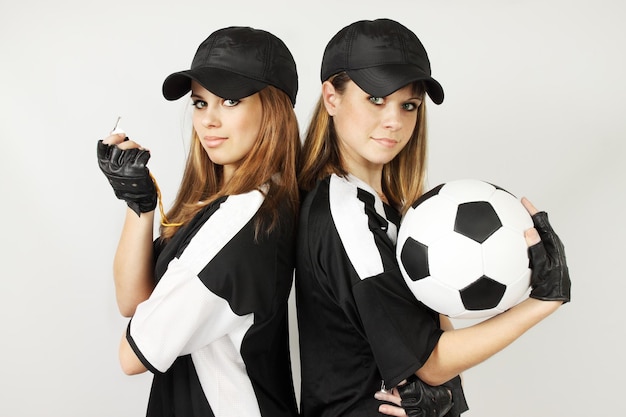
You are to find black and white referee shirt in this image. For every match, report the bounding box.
[127,189,298,417]
[296,174,467,417]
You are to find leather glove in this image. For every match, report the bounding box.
[528,211,571,303]
[397,375,453,417]
[97,140,157,216]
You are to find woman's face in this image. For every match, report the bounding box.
[190,81,263,182]
[325,80,422,175]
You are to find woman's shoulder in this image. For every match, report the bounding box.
[177,190,266,242]
[300,174,372,227]
[301,174,363,205]
[326,174,379,215]
[228,187,267,208]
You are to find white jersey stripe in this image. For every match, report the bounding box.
[329,175,385,280]
[179,190,265,274]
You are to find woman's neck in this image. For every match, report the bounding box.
[345,171,389,205]
[222,165,235,186]
[345,163,384,196]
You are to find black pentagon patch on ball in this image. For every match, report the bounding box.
[460,276,506,310]
[400,237,429,281]
[454,201,502,243]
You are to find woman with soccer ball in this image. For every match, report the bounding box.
[295,18,570,417]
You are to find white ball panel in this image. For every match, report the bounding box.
[439,179,496,204]
[489,190,534,233]
[452,306,505,319]
[429,232,483,289]
[399,195,458,247]
[482,228,530,284]
[497,269,531,309]
[408,277,466,318]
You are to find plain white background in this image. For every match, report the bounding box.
[1,0,624,416]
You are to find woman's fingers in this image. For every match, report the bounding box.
[378,403,407,417]
[117,140,146,151]
[102,133,146,151]
[102,133,127,145]
[375,389,402,406]
[524,227,541,247]
[521,197,539,216]
[521,197,541,247]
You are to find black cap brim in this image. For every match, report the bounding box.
[162,67,268,101]
[347,65,444,105]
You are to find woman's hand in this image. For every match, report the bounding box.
[102,132,147,151]
[521,197,571,303]
[375,377,453,417]
[97,133,156,216]
[375,386,407,416]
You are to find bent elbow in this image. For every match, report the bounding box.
[120,361,144,376]
[415,369,449,387]
[120,362,134,375]
[117,304,135,318]
[118,334,147,376]
[415,358,456,386]
[116,294,143,317]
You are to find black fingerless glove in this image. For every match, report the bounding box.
[97,140,157,216]
[528,211,571,303]
[397,375,453,417]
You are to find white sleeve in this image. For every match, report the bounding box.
[128,191,265,373]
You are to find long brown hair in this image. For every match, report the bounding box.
[298,72,428,215]
[160,86,300,240]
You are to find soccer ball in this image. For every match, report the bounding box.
[396,179,533,319]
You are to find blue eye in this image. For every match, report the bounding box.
[192,100,207,109]
[369,96,384,105]
[223,99,240,107]
[402,102,417,111]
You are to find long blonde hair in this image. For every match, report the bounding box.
[160,86,300,240]
[298,72,428,215]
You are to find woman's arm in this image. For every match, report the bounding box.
[418,297,561,385]
[119,331,148,375]
[417,198,569,385]
[439,315,454,332]
[99,133,157,316]
[377,294,561,415]
[113,207,155,316]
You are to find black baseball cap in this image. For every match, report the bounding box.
[321,18,444,104]
[162,26,298,106]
